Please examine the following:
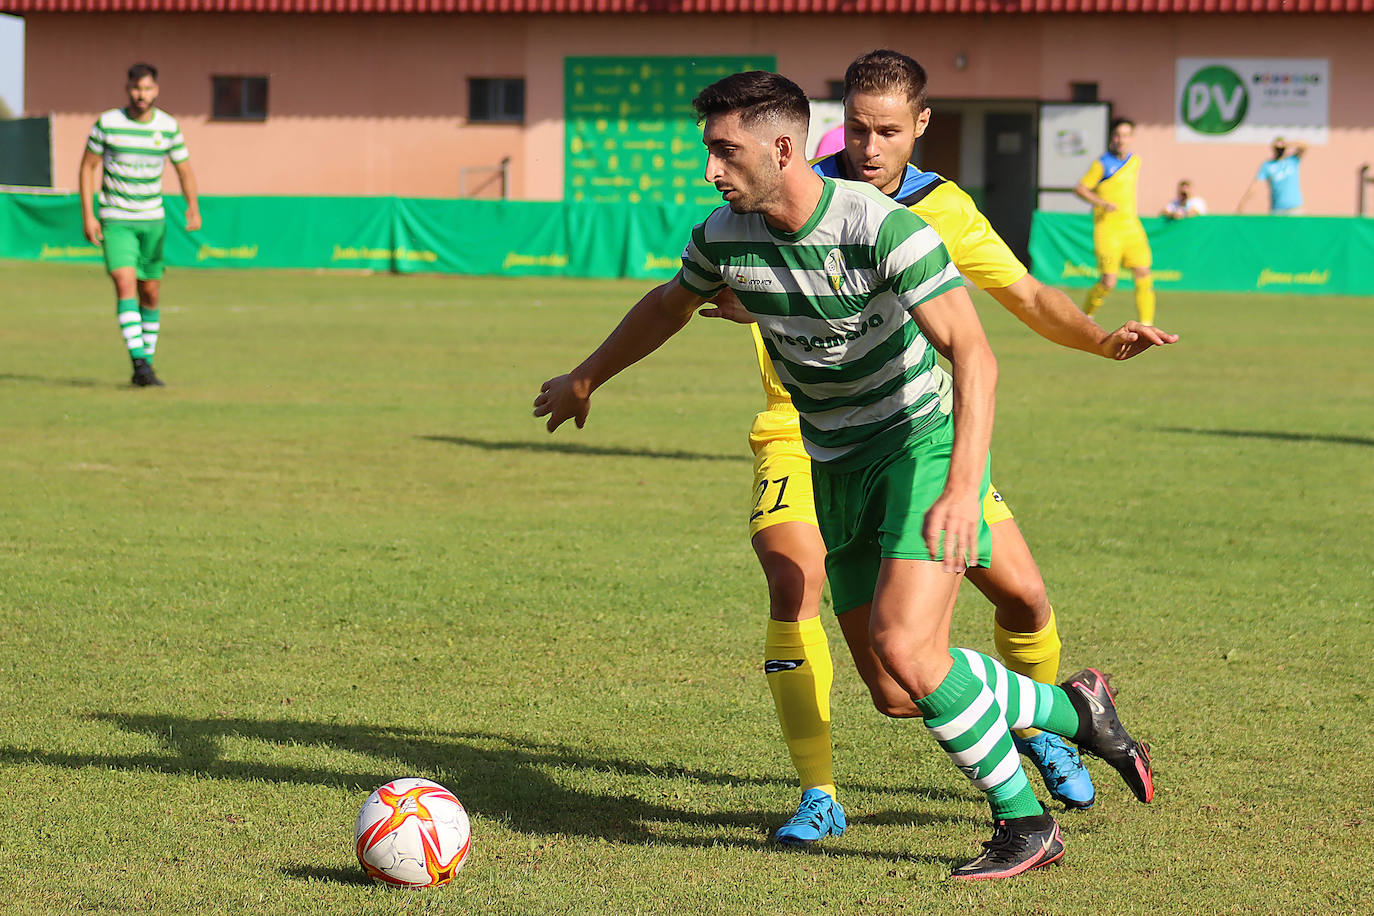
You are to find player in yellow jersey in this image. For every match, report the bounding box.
[1074,118,1156,324]
[701,51,1177,843]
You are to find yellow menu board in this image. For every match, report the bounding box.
[565,56,777,206]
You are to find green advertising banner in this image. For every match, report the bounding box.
[1030,212,1374,297]
[0,191,713,280]
[564,55,775,208]
[8,193,1371,295]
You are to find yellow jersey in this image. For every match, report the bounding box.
[1079,153,1141,227]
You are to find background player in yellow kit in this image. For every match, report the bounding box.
[1074,118,1156,324]
[703,52,1176,843]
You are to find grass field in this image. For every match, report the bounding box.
[1,261,1371,915]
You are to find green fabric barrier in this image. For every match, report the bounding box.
[8,192,1370,294]
[1030,211,1374,296]
[0,191,712,280]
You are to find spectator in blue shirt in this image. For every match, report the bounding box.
[1238,137,1307,214]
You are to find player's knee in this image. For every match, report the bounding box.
[994,578,1050,632]
[868,689,921,719]
[1100,274,1118,290]
[760,550,825,620]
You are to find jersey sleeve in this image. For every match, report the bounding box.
[875,208,965,311]
[1079,158,1104,188]
[678,221,727,298]
[1256,161,1272,181]
[168,127,190,164]
[86,119,105,156]
[915,184,1027,291]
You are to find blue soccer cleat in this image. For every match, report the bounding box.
[1016,731,1096,809]
[773,788,847,845]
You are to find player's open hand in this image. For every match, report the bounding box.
[185,208,202,232]
[83,215,103,245]
[1099,320,1180,360]
[923,488,982,574]
[697,288,755,324]
[533,373,592,432]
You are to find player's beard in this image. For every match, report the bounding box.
[726,168,783,215]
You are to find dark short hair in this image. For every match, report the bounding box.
[691,71,810,132]
[127,62,158,83]
[1110,117,1135,132]
[844,49,929,115]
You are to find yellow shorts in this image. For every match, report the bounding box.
[748,413,1015,537]
[749,428,818,538]
[1094,221,1152,275]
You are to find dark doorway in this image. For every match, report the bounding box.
[982,112,1037,262]
[917,110,962,183]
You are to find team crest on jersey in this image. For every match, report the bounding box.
[152,131,164,144]
[824,248,845,291]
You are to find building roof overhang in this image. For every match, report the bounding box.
[2,0,1371,13]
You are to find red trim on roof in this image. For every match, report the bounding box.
[3,0,1372,11]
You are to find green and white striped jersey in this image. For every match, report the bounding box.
[681,177,966,469]
[86,107,189,221]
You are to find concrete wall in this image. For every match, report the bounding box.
[23,12,1374,213]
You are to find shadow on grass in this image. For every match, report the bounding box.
[1161,426,1374,448]
[282,864,373,886]
[419,434,746,463]
[0,714,972,872]
[0,372,107,389]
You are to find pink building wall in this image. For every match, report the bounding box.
[23,12,1374,214]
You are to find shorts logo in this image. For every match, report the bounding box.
[824,248,845,291]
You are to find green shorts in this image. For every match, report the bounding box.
[814,418,993,615]
[102,219,167,280]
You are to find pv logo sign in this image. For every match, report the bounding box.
[1182,65,1248,135]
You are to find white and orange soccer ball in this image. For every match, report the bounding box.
[354,778,471,887]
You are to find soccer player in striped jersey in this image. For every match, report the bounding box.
[535,70,1154,879]
[700,51,1176,848]
[79,62,201,387]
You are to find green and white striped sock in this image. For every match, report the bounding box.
[954,647,1081,739]
[916,651,1042,819]
[117,298,148,360]
[140,306,160,359]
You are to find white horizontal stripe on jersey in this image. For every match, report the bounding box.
[801,375,942,433]
[770,335,930,401]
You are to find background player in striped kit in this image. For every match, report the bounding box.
[535,70,1154,879]
[701,51,1176,845]
[79,62,200,387]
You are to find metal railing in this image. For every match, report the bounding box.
[458,157,511,200]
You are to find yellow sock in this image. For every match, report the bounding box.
[1084,283,1108,315]
[994,609,1062,739]
[1134,276,1156,324]
[765,616,835,796]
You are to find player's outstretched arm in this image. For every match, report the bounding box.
[987,276,1178,360]
[78,150,103,244]
[1236,179,1263,213]
[173,160,202,232]
[909,287,997,572]
[533,275,707,432]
